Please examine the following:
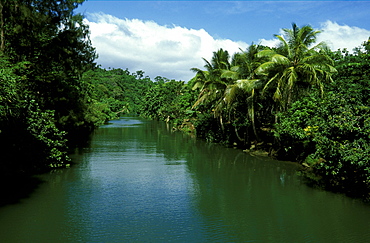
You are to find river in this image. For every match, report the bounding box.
[0,117,369,242]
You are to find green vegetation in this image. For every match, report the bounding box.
[184,25,370,201]
[0,0,96,174]
[78,24,370,200]
[0,5,368,201]
[275,42,370,199]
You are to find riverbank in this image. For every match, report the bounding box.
[176,118,370,202]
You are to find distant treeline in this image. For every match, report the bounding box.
[0,1,369,200]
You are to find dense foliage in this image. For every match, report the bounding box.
[180,25,369,200]
[275,41,370,199]
[0,0,97,174]
[81,68,152,124]
[1,7,369,201]
[84,25,370,201]
[100,24,367,200]
[80,68,197,126]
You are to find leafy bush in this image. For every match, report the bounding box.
[275,88,370,199]
[273,43,370,200]
[26,105,70,169]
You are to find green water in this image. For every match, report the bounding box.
[0,117,369,242]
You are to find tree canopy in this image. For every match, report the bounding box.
[0,0,97,174]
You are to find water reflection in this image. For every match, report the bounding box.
[184,141,370,242]
[0,117,369,242]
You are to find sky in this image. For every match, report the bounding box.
[77,1,370,81]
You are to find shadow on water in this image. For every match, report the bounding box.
[0,118,131,207]
[0,175,44,207]
[0,123,97,207]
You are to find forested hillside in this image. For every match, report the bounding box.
[0,1,369,200]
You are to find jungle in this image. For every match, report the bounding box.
[0,0,369,201]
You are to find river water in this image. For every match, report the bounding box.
[0,117,369,242]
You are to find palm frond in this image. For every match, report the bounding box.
[192,81,204,90]
[192,89,211,108]
[223,84,241,106]
[190,67,202,73]
[273,86,282,102]
[203,58,213,72]
[246,88,259,139]
[256,61,275,75]
[221,69,239,80]
[275,34,290,57]
[213,98,225,117]
[286,67,298,90]
[271,54,290,65]
[262,73,280,94]
[236,79,261,93]
[257,49,275,59]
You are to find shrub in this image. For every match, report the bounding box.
[275,89,370,200]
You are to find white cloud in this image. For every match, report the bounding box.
[258,21,370,52]
[258,38,280,48]
[84,13,248,81]
[317,20,370,52]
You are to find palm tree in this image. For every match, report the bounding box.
[256,23,336,111]
[190,48,232,109]
[221,44,263,81]
[218,44,264,139]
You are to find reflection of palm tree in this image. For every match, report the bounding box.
[257,23,336,111]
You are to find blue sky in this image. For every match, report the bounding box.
[77,1,370,81]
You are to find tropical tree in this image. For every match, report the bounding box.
[190,48,232,109]
[191,45,266,142]
[256,23,336,112]
[273,39,370,199]
[0,0,97,173]
[1,0,96,129]
[219,44,265,139]
[221,44,263,80]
